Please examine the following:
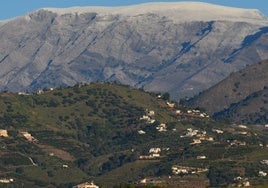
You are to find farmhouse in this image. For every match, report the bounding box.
[156,123,167,132]
[0,130,8,137]
[166,102,175,108]
[0,178,14,184]
[197,155,207,159]
[190,139,201,145]
[73,181,99,188]
[138,130,146,135]
[259,171,267,177]
[21,131,37,142]
[212,129,224,134]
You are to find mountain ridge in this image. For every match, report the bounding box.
[41,2,268,24]
[0,2,268,99]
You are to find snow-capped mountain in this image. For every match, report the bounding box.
[0,2,268,98]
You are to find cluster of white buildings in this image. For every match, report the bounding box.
[229,140,246,146]
[139,109,156,124]
[139,109,170,133]
[139,147,162,159]
[233,177,250,187]
[180,128,214,145]
[0,178,14,184]
[186,109,209,118]
[172,165,208,175]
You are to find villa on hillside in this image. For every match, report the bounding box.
[0,130,8,137]
[73,181,99,188]
[20,131,38,142]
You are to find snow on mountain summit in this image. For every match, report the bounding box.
[42,2,268,24]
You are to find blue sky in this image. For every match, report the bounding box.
[1,0,267,20]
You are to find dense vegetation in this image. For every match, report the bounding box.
[0,83,267,187]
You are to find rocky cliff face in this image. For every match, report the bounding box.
[0,2,268,99]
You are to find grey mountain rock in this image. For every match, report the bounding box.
[0,2,268,99]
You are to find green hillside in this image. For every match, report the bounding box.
[0,83,267,187]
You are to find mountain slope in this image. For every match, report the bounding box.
[187,60,268,123]
[214,87,268,124]
[0,2,268,99]
[0,83,267,187]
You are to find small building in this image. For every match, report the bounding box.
[206,137,214,141]
[243,181,250,187]
[0,130,8,137]
[0,178,14,184]
[238,131,248,135]
[212,129,224,134]
[259,171,267,177]
[172,166,189,174]
[62,164,69,168]
[149,148,161,154]
[147,110,155,116]
[261,160,268,165]
[140,178,147,184]
[175,110,182,114]
[138,130,146,135]
[21,132,37,142]
[187,110,192,114]
[197,155,207,159]
[156,123,167,132]
[140,115,149,120]
[190,139,201,145]
[238,125,248,129]
[73,181,99,188]
[148,119,156,124]
[167,102,175,108]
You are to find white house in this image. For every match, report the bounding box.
[149,148,161,154]
[21,131,37,142]
[166,102,175,108]
[73,181,99,188]
[212,129,224,134]
[197,155,207,159]
[148,110,155,116]
[190,139,201,145]
[261,160,268,165]
[0,178,14,184]
[238,125,248,129]
[259,171,267,177]
[0,129,8,137]
[156,123,167,132]
[138,130,146,135]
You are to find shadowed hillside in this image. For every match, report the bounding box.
[188,60,268,124]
